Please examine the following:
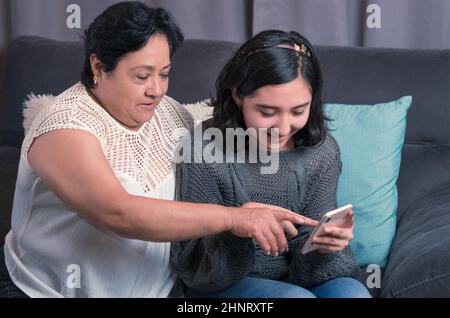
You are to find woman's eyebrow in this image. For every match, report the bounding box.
[131,64,172,71]
[255,102,311,110]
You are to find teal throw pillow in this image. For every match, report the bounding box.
[323,96,412,267]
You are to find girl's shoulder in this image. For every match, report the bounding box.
[319,132,340,157]
[300,131,341,172]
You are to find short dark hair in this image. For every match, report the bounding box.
[211,30,328,148]
[81,1,183,88]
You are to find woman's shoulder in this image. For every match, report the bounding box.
[24,83,108,148]
[155,96,194,131]
[175,118,215,150]
[35,82,104,123]
[39,82,86,115]
[148,96,195,154]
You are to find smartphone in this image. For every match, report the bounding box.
[300,204,353,254]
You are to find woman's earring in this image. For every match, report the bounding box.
[93,76,98,85]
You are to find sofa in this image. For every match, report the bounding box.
[1,36,450,298]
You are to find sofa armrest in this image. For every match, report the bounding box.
[381,184,450,297]
[0,147,20,246]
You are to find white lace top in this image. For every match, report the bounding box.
[4,82,193,297]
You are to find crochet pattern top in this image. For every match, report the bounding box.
[22,82,193,193]
[171,119,360,292]
[4,82,193,297]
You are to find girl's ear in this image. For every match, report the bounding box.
[231,88,242,108]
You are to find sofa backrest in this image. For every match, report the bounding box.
[316,46,450,222]
[1,36,450,221]
[0,36,239,146]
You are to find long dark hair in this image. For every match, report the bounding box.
[81,1,183,89]
[211,30,328,148]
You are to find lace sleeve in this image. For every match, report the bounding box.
[22,97,107,162]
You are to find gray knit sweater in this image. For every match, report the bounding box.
[170,122,360,292]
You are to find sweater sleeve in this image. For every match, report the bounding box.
[170,157,255,293]
[287,146,360,288]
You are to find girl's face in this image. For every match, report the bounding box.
[233,75,312,151]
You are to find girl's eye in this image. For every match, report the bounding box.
[137,75,149,80]
[292,111,305,116]
[261,112,276,117]
[160,73,170,79]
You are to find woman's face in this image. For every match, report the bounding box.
[92,33,171,130]
[235,75,312,151]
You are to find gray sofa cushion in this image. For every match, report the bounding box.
[381,184,450,297]
[0,147,20,244]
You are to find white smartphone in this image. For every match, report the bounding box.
[300,204,353,254]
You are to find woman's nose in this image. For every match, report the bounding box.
[145,77,163,98]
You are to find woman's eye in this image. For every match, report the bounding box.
[137,75,149,80]
[261,112,276,117]
[292,111,305,116]
[160,73,170,79]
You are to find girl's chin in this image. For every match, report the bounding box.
[266,140,292,151]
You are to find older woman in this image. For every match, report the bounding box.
[0,2,315,298]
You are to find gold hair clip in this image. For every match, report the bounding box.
[277,43,311,58]
[246,43,312,59]
[297,44,311,58]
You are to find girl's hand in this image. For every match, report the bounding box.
[313,210,354,254]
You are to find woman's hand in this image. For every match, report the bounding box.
[313,210,354,254]
[230,202,318,257]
